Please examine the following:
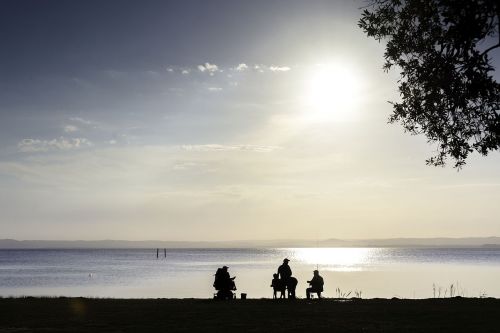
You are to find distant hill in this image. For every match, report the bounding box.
[1,237,500,249]
[320,237,500,248]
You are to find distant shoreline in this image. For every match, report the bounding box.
[1,237,500,249]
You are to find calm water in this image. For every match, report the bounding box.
[1,248,499,299]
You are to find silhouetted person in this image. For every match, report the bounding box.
[213,265,236,299]
[278,258,297,299]
[306,270,324,299]
[271,273,285,299]
[278,258,292,282]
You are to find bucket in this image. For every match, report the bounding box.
[241,293,247,299]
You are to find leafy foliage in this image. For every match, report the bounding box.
[359,0,500,168]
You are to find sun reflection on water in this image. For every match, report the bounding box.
[289,248,374,271]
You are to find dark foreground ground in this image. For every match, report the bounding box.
[1,297,500,332]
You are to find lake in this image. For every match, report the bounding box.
[1,248,499,299]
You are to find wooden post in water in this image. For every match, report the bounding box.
[156,248,159,259]
[164,248,166,258]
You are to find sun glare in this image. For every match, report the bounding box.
[302,63,362,122]
[292,248,372,271]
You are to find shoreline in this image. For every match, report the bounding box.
[1,295,496,300]
[2,297,499,332]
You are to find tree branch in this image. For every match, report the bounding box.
[480,43,500,56]
[481,7,500,56]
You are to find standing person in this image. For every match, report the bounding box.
[306,270,324,299]
[277,258,292,281]
[278,258,295,298]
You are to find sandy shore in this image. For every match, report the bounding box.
[1,297,499,332]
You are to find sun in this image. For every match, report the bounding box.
[302,63,361,122]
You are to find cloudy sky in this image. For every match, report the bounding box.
[1,0,500,241]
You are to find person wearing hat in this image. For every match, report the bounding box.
[306,269,324,299]
[278,258,298,298]
[277,258,292,282]
[213,265,236,299]
[221,266,231,280]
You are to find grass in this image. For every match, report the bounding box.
[432,282,468,298]
[1,297,500,332]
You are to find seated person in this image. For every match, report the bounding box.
[270,273,285,299]
[306,270,324,299]
[213,266,236,299]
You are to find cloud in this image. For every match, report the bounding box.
[235,63,248,71]
[68,117,100,130]
[18,137,93,153]
[179,144,280,153]
[269,66,291,72]
[63,125,79,133]
[254,65,264,73]
[248,64,291,72]
[197,62,220,75]
[207,87,223,92]
[69,117,93,125]
[154,63,290,78]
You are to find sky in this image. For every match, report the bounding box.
[1,0,500,241]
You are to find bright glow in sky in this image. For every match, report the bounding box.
[0,0,499,241]
[302,63,362,122]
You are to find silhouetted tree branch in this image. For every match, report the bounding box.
[359,0,500,168]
